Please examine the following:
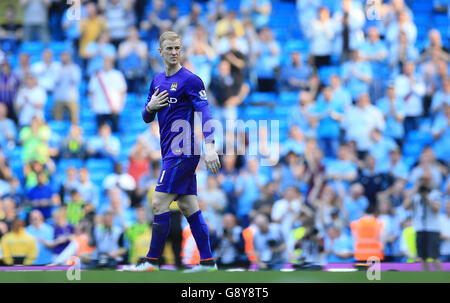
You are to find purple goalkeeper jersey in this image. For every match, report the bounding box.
[142,67,215,160]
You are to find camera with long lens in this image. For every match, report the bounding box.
[418,182,431,195]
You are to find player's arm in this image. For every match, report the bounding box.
[142,87,169,123]
[190,75,221,174]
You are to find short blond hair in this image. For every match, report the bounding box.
[159,31,181,48]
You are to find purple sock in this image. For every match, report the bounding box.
[146,211,171,259]
[187,210,213,261]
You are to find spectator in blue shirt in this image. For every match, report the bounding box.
[235,158,269,227]
[359,26,388,102]
[76,167,100,210]
[341,49,373,101]
[281,51,314,92]
[217,154,239,214]
[86,123,121,162]
[251,27,280,92]
[431,104,450,162]
[27,173,60,220]
[325,144,358,187]
[84,31,117,77]
[343,183,369,223]
[240,0,272,30]
[309,86,344,158]
[26,210,54,265]
[0,102,16,154]
[329,74,352,111]
[384,147,410,180]
[324,224,354,263]
[376,84,405,146]
[369,128,398,173]
[287,90,315,136]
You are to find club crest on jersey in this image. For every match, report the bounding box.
[170,82,178,91]
[199,89,207,100]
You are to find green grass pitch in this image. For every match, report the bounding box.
[0,270,449,283]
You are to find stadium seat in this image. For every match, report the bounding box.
[49,41,71,57]
[273,106,294,119]
[19,41,45,55]
[80,121,98,137]
[285,39,309,54]
[402,142,424,157]
[57,158,84,173]
[48,120,71,136]
[250,92,277,105]
[86,158,114,173]
[279,91,298,106]
[244,106,271,120]
[406,130,433,145]
[318,66,340,85]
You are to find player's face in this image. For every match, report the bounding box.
[159,39,182,66]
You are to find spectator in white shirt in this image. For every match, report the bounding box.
[333,0,365,62]
[30,48,61,94]
[271,186,305,248]
[53,50,82,124]
[306,6,335,69]
[394,61,426,137]
[385,10,417,47]
[15,73,47,127]
[88,56,127,133]
[388,30,419,75]
[198,175,228,232]
[99,0,134,48]
[86,123,121,161]
[403,175,442,271]
[342,92,385,154]
[430,77,450,118]
[251,27,280,92]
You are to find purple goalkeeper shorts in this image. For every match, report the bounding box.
[155,157,200,198]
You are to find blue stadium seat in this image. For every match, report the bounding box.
[80,120,97,136]
[285,39,309,54]
[279,92,298,106]
[80,108,95,122]
[48,120,71,136]
[244,106,271,120]
[19,41,45,55]
[402,142,424,157]
[406,130,433,145]
[319,66,340,85]
[10,159,24,181]
[411,1,433,13]
[57,158,84,172]
[90,171,109,188]
[86,158,114,173]
[273,106,294,119]
[250,92,277,104]
[49,41,71,57]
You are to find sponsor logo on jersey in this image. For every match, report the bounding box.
[169,97,178,103]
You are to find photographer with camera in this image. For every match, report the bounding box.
[253,213,287,270]
[403,175,442,271]
[214,213,248,269]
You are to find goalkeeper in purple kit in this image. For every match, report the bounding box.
[124,31,221,272]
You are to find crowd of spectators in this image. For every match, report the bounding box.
[0,0,449,270]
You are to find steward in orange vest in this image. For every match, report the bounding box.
[350,214,385,261]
